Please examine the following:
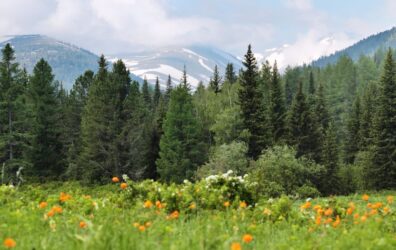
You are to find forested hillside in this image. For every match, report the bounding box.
[1,38,396,196]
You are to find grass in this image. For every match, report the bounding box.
[1,182,396,249]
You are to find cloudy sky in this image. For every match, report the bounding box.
[0,0,394,67]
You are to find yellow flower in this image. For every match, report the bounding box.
[144,200,153,208]
[3,238,16,248]
[239,201,247,208]
[242,234,253,243]
[224,201,230,208]
[387,195,394,204]
[231,242,242,250]
[133,222,140,228]
[361,215,367,222]
[263,208,272,216]
[189,202,196,209]
[362,194,369,201]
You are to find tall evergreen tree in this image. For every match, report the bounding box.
[238,45,269,158]
[157,84,205,182]
[27,59,64,179]
[344,96,361,164]
[321,121,339,195]
[142,77,152,109]
[153,77,161,108]
[259,60,272,106]
[308,71,316,95]
[369,49,396,189]
[315,83,330,130]
[225,63,237,84]
[209,65,221,94]
[287,81,322,161]
[269,61,287,143]
[359,83,378,150]
[165,75,173,103]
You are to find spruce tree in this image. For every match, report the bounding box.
[225,63,237,84]
[238,45,269,158]
[344,96,361,164]
[287,81,322,161]
[142,77,152,109]
[157,83,205,182]
[259,60,272,107]
[209,65,221,94]
[153,77,161,108]
[370,49,396,189]
[321,121,339,195]
[315,83,330,130]
[27,59,64,179]
[269,61,287,143]
[165,75,173,103]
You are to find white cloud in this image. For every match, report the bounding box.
[285,0,312,11]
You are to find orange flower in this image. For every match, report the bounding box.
[59,192,72,202]
[112,176,120,183]
[387,196,394,204]
[47,210,55,217]
[369,209,378,216]
[324,208,333,216]
[263,208,272,216]
[39,201,48,209]
[313,205,321,211]
[372,202,383,209]
[3,238,16,248]
[361,215,367,222]
[324,218,333,224]
[300,201,311,210]
[362,194,369,201]
[315,216,322,225]
[138,225,146,232]
[120,183,128,190]
[144,200,153,208]
[52,206,63,214]
[317,208,324,216]
[224,201,230,208]
[242,234,253,243]
[353,213,360,219]
[231,242,242,250]
[168,210,179,219]
[79,221,87,229]
[189,202,196,209]
[155,200,164,209]
[383,206,390,214]
[332,216,341,228]
[239,201,247,208]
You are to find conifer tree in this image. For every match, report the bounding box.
[321,121,339,195]
[27,59,64,179]
[225,63,237,84]
[142,77,152,109]
[153,77,161,108]
[269,62,287,143]
[165,75,173,103]
[308,71,315,95]
[315,83,330,130]
[238,45,269,158]
[369,49,396,189]
[157,82,205,182]
[209,65,221,94]
[259,60,272,106]
[287,81,322,161]
[345,96,361,164]
[359,83,378,150]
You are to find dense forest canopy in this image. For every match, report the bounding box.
[1,42,396,196]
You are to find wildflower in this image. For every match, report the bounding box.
[324,218,333,224]
[133,222,140,228]
[224,201,230,208]
[346,207,354,215]
[383,207,390,215]
[313,205,321,211]
[144,200,153,208]
[112,177,120,183]
[231,242,242,250]
[59,192,72,202]
[79,221,87,229]
[168,210,179,219]
[242,234,253,243]
[367,203,372,209]
[39,201,48,209]
[3,238,16,248]
[155,200,164,209]
[362,194,369,201]
[138,225,146,232]
[317,208,324,216]
[369,209,378,216]
[324,208,333,216]
[120,183,128,190]
[332,216,341,228]
[301,201,311,210]
[263,208,272,216]
[372,202,383,209]
[353,213,360,219]
[52,206,63,214]
[361,215,367,222]
[387,195,394,204]
[47,210,55,217]
[189,202,196,210]
[239,201,247,208]
[145,221,152,227]
[315,216,322,225]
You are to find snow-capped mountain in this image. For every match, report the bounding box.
[109,46,243,88]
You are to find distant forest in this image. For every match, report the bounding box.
[1,42,396,197]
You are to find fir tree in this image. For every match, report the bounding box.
[157,84,205,182]
[238,45,269,158]
[321,121,339,195]
[259,60,272,106]
[359,83,378,150]
[269,61,287,143]
[209,65,221,94]
[315,83,330,130]
[153,77,161,108]
[165,75,173,103]
[344,96,361,164]
[142,77,152,109]
[225,63,237,84]
[369,49,396,189]
[27,59,64,179]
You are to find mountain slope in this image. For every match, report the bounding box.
[312,27,396,67]
[0,35,101,89]
[109,46,243,88]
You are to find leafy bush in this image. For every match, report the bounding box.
[195,141,248,179]
[248,145,324,198]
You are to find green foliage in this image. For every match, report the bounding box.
[249,145,324,198]
[195,141,248,179]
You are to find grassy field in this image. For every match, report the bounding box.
[1,181,396,250]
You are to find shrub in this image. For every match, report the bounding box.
[248,145,324,198]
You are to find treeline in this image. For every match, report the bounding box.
[1,42,396,196]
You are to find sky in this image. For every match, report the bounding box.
[0,0,395,67]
